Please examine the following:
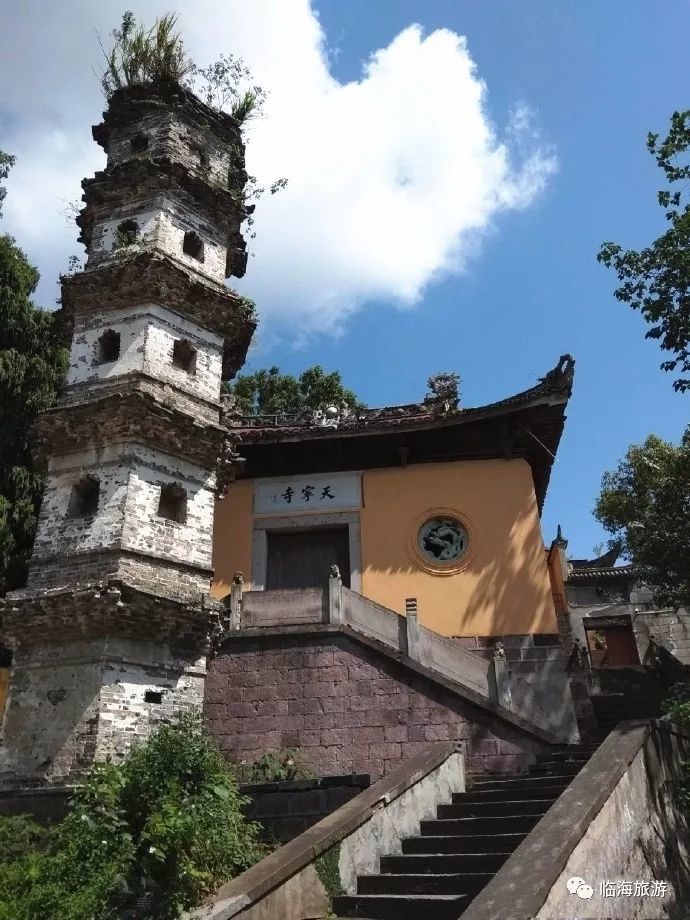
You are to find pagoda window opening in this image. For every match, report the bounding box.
[130,133,149,153]
[157,482,187,524]
[172,338,197,375]
[195,147,210,171]
[67,475,100,519]
[115,219,140,248]
[95,329,121,364]
[183,230,204,262]
[144,690,163,704]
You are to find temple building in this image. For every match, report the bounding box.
[0,77,586,795]
[213,356,575,646]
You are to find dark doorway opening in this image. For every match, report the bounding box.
[0,645,11,724]
[585,617,640,667]
[265,527,350,590]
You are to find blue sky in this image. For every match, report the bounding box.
[1,0,687,559]
[263,0,689,556]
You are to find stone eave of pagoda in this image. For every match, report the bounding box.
[226,354,575,514]
[76,159,246,250]
[92,83,243,153]
[59,252,256,379]
[36,382,228,470]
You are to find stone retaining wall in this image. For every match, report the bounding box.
[241,774,370,843]
[205,631,546,779]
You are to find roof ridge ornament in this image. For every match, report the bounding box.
[537,354,575,395]
[423,371,461,415]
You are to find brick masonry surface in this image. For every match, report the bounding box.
[205,634,547,779]
[241,775,371,843]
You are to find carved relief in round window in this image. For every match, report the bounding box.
[417,516,469,565]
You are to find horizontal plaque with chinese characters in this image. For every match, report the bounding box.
[254,472,361,515]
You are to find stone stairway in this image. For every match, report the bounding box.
[589,667,667,737]
[590,689,665,735]
[333,744,600,919]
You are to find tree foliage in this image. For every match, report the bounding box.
[98,11,286,245]
[101,12,265,124]
[0,154,68,594]
[100,12,193,99]
[594,426,690,609]
[227,365,364,416]
[598,110,690,392]
[0,716,266,920]
[0,151,15,219]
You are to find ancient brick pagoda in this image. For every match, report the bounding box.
[0,83,255,790]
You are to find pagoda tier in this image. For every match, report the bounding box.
[0,81,255,791]
[60,250,255,378]
[0,584,215,789]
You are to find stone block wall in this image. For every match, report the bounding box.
[106,109,233,188]
[241,775,371,844]
[205,633,547,780]
[0,636,205,788]
[633,609,690,666]
[454,632,563,667]
[30,449,130,563]
[121,453,215,571]
[87,195,228,284]
[66,304,223,406]
[28,445,215,583]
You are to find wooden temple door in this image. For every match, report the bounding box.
[265,527,351,590]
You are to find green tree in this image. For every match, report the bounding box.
[594,426,690,609]
[0,151,14,218]
[0,153,69,594]
[598,110,690,392]
[0,715,266,920]
[228,365,364,415]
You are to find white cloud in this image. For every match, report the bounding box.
[0,0,556,339]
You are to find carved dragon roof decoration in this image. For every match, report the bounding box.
[223,354,575,438]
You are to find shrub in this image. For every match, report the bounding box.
[233,749,314,784]
[0,714,266,919]
[662,682,690,729]
[100,12,193,98]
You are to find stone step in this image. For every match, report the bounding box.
[469,776,570,794]
[592,697,663,711]
[592,687,666,699]
[333,893,469,920]
[532,749,595,762]
[358,871,494,896]
[402,833,527,855]
[528,762,583,776]
[450,787,562,804]
[380,853,511,875]
[430,813,542,835]
[437,798,554,818]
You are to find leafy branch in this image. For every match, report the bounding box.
[598,110,690,393]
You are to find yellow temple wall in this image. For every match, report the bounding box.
[359,460,556,636]
[212,458,557,638]
[212,478,254,601]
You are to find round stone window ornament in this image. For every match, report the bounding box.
[417,516,469,566]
